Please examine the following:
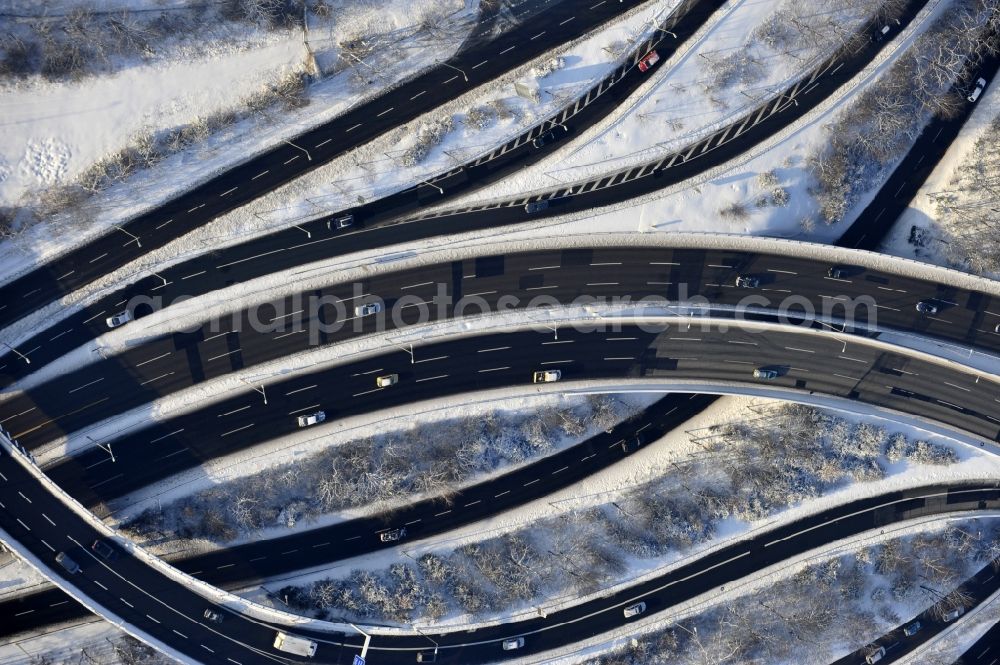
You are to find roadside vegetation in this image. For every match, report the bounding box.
[121,395,642,545]
[808,0,1000,226]
[276,404,963,625]
[593,519,1000,665]
[929,110,1000,274]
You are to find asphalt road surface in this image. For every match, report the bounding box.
[829,553,1000,664]
[2,440,997,663]
[0,393,716,637]
[0,0,646,330]
[19,323,1000,510]
[0,0,928,382]
[7,245,1000,453]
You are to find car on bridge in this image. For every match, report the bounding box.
[532,125,568,149]
[355,302,382,317]
[533,369,562,383]
[203,608,224,624]
[376,374,399,388]
[735,275,759,288]
[105,310,132,328]
[915,301,938,315]
[55,552,80,574]
[637,50,660,72]
[753,368,779,379]
[502,637,525,651]
[297,411,326,428]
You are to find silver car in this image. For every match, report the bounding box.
[355,302,382,317]
[623,602,646,618]
[105,310,132,328]
[297,411,326,428]
[502,637,524,651]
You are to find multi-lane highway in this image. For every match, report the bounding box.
[0,0,650,330]
[0,0,936,382]
[6,244,1000,454]
[0,393,716,637]
[3,434,996,663]
[15,321,1000,510]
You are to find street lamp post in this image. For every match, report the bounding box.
[1,342,29,365]
[440,61,468,82]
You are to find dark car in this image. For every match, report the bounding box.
[915,301,938,315]
[91,539,117,560]
[621,433,646,454]
[332,214,354,229]
[903,621,921,636]
[532,125,568,149]
[735,275,759,288]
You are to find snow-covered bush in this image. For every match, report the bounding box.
[278,405,969,626]
[531,56,565,79]
[400,117,454,167]
[463,105,495,131]
[809,0,1000,224]
[122,396,640,545]
[590,521,1000,665]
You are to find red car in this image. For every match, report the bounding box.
[637,50,660,72]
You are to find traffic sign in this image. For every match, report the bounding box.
[353,656,365,665]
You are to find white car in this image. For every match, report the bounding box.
[968,77,987,102]
[623,602,646,618]
[865,646,886,664]
[533,369,562,383]
[379,528,406,542]
[376,374,398,388]
[354,302,382,317]
[501,637,524,651]
[296,411,326,427]
[105,310,132,328]
[942,607,965,622]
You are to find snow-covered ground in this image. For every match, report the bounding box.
[113,392,655,553]
[0,0,480,281]
[237,395,1000,631]
[880,79,1000,271]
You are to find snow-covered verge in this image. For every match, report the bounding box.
[0,623,171,665]
[264,401,981,628]
[582,517,1000,665]
[886,105,1000,276]
[458,0,902,196]
[438,0,952,244]
[0,548,47,600]
[117,393,652,551]
[806,0,999,226]
[896,587,1000,664]
[0,0,478,281]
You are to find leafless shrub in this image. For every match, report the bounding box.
[400,116,454,167]
[809,0,1000,224]
[464,106,495,131]
[720,201,749,220]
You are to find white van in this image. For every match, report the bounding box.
[273,631,318,657]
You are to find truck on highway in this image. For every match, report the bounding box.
[273,631,318,657]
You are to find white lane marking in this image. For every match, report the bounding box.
[220,187,238,197]
[345,123,362,132]
[252,170,269,180]
[220,424,254,438]
[173,629,188,639]
[136,352,172,367]
[42,513,56,526]
[471,60,488,69]
[499,45,515,54]
[410,90,427,100]
[120,598,134,608]
[559,16,575,25]
[69,378,104,394]
[416,375,448,382]
[285,385,317,396]
[376,107,395,117]
[315,138,332,148]
[443,75,459,84]
[479,367,510,373]
[186,204,205,213]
